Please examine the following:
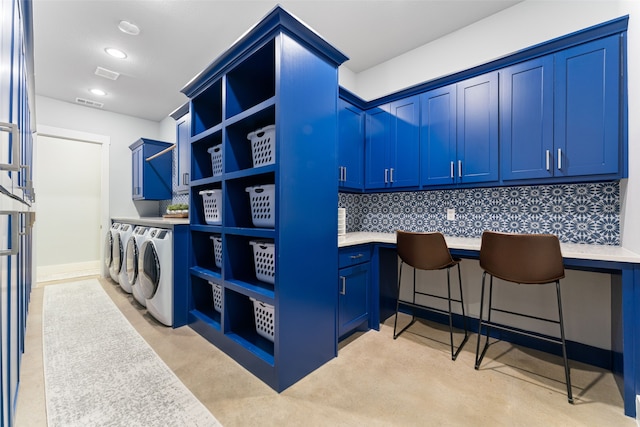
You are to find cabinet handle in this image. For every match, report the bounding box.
[343,166,347,182]
[557,148,562,170]
[350,253,363,259]
[450,161,454,179]
[390,168,394,183]
[339,166,343,182]
[546,150,550,171]
[458,160,462,178]
[0,122,20,172]
[340,276,346,295]
[182,173,189,185]
[384,168,388,183]
[0,211,19,256]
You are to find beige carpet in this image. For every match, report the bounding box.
[17,276,635,426]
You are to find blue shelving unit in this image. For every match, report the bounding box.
[181,6,348,392]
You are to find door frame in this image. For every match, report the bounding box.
[34,125,110,279]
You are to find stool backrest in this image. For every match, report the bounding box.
[396,231,454,270]
[479,231,565,284]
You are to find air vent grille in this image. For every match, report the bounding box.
[95,66,120,80]
[75,98,104,108]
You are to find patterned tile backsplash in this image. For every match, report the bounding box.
[339,182,620,245]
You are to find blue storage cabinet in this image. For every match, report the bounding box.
[128,138,173,200]
[338,98,365,191]
[338,245,371,338]
[502,35,621,182]
[170,103,191,194]
[365,95,420,190]
[420,84,457,186]
[1,0,35,425]
[182,6,347,392]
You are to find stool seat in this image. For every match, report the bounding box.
[394,231,469,361]
[475,231,573,404]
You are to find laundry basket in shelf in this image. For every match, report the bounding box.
[199,189,222,225]
[250,297,275,342]
[209,281,223,313]
[210,235,222,268]
[208,144,223,176]
[249,240,275,284]
[247,125,275,167]
[245,184,275,228]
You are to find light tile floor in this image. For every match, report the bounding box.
[16,276,636,426]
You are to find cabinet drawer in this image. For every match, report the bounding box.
[339,245,371,268]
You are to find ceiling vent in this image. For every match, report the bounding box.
[75,97,104,108]
[95,66,120,80]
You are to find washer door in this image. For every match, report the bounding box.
[139,241,160,300]
[125,238,139,286]
[111,234,123,275]
[104,230,113,269]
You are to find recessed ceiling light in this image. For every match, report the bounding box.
[118,20,140,36]
[105,47,127,59]
[90,88,107,96]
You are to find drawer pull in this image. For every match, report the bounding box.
[350,254,364,259]
[340,276,346,295]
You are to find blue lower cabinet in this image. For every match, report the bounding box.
[338,246,371,338]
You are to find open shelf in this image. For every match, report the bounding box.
[225,39,276,120]
[191,231,221,273]
[190,275,222,327]
[192,79,223,136]
[192,129,223,181]
[225,288,275,363]
[225,105,276,174]
[225,172,275,229]
[224,234,276,292]
[191,183,223,227]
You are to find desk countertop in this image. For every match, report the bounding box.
[338,231,640,264]
[111,217,190,228]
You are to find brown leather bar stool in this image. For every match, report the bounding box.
[475,231,573,404]
[394,230,469,360]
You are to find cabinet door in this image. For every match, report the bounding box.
[389,96,420,188]
[554,35,620,177]
[175,113,191,193]
[338,263,370,337]
[338,99,364,191]
[420,84,457,186]
[456,72,499,184]
[365,105,390,190]
[501,57,554,180]
[131,146,143,199]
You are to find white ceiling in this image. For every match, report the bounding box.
[32,0,522,122]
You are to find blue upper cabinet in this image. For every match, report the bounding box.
[554,35,620,178]
[338,98,365,191]
[173,107,191,194]
[420,84,457,186]
[129,138,173,200]
[456,72,499,184]
[501,57,554,180]
[365,95,419,190]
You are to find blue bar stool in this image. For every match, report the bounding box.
[475,231,573,403]
[394,230,469,360]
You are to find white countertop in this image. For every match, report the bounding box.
[338,231,640,264]
[112,217,190,227]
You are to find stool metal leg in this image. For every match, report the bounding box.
[475,272,493,369]
[448,264,469,360]
[556,280,573,404]
[394,262,416,339]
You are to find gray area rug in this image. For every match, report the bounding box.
[42,279,222,427]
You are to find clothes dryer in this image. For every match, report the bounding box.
[138,227,173,326]
[106,222,121,282]
[110,223,134,286]
[123,225,149,297]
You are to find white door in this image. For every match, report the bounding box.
[35,129,108,281]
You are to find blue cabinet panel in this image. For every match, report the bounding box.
[175,112,191,193]
[554,35,620,177]
[365,96,419,190]
[338,263,370,338]
[128,138,173,200]
[338,98,364,191]
[456,72,499,184]
[420,84,457,186]
[501,57,554,180]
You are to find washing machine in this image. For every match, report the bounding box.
[110,223,134,285]
[138,227,173,326]
[105,222,121,281]
[123,225,149,297]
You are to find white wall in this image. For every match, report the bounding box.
[35,95,165,218]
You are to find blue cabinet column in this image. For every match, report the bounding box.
[554,35,620,178]
[338,98,365,191]
[456,72,499,184]
[501,57,554,180]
